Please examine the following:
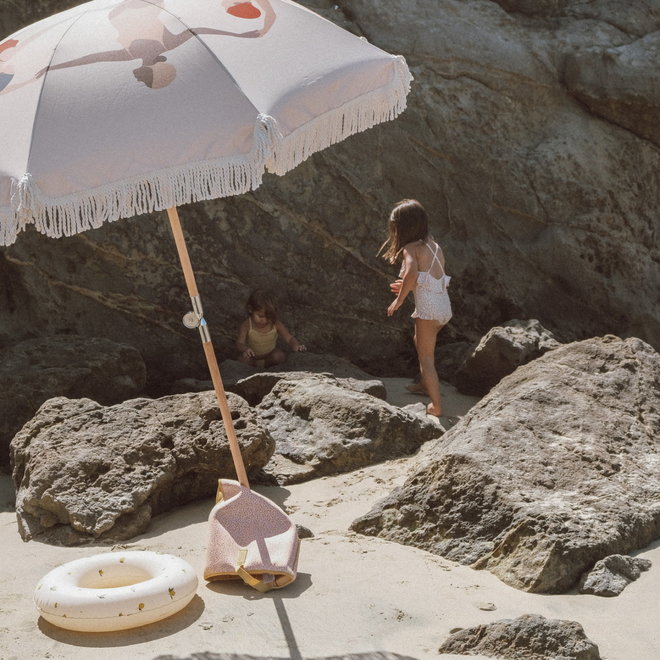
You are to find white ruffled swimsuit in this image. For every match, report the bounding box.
[404,241,452,324]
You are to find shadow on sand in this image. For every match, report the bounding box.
[198,580,415,660]
[0,473,16,512]
[152,647,419,660]
[37,594,205,647]
[204,571,312,601]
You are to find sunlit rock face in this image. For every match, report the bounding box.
[351,336,660,593]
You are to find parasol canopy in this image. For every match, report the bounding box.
[0,0,411,246]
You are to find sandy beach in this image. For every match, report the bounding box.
[1,378,658,660]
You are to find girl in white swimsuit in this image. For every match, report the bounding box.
[406,241,452,325]
[379,199,451,418]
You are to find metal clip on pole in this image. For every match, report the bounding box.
[182,295,210,342]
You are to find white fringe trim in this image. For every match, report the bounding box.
[0,208,19,247]
[266,55,412,176]
[2,115,277,245]
[0,55,412,246]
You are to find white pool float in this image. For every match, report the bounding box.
[34,550,198,632]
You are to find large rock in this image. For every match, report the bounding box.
[438,614,601,659]
[454,319,560,395]
[0,335,146,469]
[0,0,658,395]
[256,373,442,484]
[11,391,273,545]
[351,336,660,593]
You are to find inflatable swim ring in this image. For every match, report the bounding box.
[34,551,198,632]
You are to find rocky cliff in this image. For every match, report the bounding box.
[1,0,657,392]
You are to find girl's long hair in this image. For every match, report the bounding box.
[378,199,429,264]
[246,288,278,323]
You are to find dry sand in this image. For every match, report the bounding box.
[1,379,658,659]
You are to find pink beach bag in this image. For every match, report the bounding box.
[204,479,300,591]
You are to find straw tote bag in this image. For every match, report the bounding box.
[204,478,300,591]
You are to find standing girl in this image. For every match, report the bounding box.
[236,288,306,368]
[380,199,452,417]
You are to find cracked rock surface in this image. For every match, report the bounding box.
[438,613,601,659]
[255,373,443,484]
[352,336,660,593]
[11,391,273,545]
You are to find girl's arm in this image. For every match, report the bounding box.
[387,247,417,316]
[276,321,306,352]
[35,48,131,77]
[167,27,243,48]
[235,320,254,358]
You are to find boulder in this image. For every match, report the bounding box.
[578,554,652,597]
[454,319,560,395]
[0,335,146,469]
[11,391,272,545]
[256,374,442,484]
[351,336,660,593]
[438,614,601,659]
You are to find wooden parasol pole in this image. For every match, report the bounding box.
[166,206,250,488]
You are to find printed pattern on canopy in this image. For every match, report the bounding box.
[0,0,411,246]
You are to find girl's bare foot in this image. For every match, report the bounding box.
[427,403,442,417]
[406,383,429,395]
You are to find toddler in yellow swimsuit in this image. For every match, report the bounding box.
[236,288,306,368]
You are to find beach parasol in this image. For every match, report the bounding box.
[0,0,411,486]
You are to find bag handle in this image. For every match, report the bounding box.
[236,566,276,593]
[236,549,276,593]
